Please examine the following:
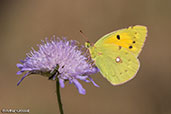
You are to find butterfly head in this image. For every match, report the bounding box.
[85,41,93,49]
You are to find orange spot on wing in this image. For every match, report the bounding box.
[104,33,133,49]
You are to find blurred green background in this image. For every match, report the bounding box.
[0,0,170,114]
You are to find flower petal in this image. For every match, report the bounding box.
[16,71,23,75]
[59,79,65,88]
[17,72,30,86]
[21,68,32,71]
[76,75,88,80]
[88,77,99,87]
[73,79,86,95]
[83,67,99,75]
[76,75,90,83]
[20,60,25,63]
[16,64,23,69]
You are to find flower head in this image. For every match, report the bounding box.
[16,37,99,94]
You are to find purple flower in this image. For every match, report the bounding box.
[16,37,99,95]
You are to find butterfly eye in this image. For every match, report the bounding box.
[116,35,120,40]
[132,41,136,43]
[85,42,91,48]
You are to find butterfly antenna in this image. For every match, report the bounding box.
[80,30,89,42]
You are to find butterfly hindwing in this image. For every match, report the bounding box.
[94,44,140,85]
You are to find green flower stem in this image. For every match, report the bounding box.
[56,80,64,114]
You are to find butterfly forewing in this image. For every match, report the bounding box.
[95,25,147,57]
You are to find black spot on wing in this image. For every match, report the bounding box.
[116,35,120,40]
[129,46,133,49]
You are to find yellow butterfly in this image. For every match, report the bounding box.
[85,25,147,85]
